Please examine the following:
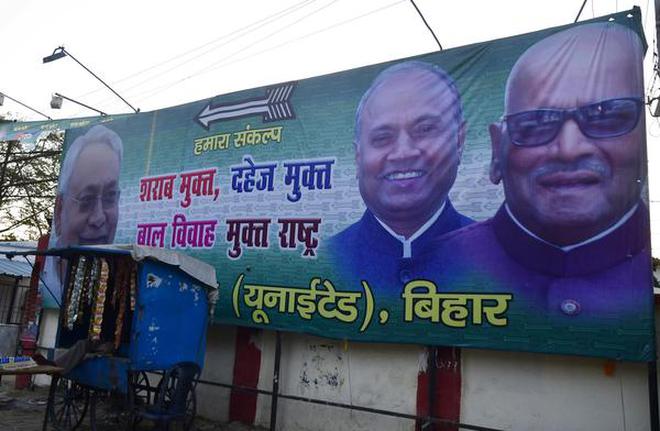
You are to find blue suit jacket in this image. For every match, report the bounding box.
[427,203,654,359]
[328,200,473,294]
[434,203,652,319]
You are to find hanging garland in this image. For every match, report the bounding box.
[113,257,132,349]
[129,264,137,311]
[89,258,109,341]
[66,256,86,329]
[62,257,78,327]
[78,257,94,318]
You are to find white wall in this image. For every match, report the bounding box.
[30,305,660,431]
[254,331,422,431]
[459,306,660,431]
[37,308,59,352]
[461,349,650,431]
[248,327,658,431]
[33,308,59,386]
[196,324,237,422]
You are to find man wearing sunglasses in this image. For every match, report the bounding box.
[437,22,650,321]
[42,124,123,302]
[330,61,472,293]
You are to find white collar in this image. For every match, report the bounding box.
[505,203,638,252]
[374,201,446,258]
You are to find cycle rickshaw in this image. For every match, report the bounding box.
[29,244,218,431]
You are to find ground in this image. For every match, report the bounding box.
[0,376,264,431]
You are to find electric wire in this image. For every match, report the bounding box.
[72,0,318,103]
[65,0,319,116]
[128,0,339,100]
[132,0,406,105]
[68,1,321,116]
[591,0,595,18]
[128,0,343,102]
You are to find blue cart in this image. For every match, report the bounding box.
[38,245,218,431]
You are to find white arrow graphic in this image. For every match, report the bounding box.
[196,83,296,129]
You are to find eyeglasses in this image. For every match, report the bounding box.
[503,97,643,147]
[67,190,120,213]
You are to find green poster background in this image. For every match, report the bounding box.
[19,8,654,361]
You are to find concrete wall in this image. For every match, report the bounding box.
[461,349,650,431]
[254,332,422,431]
[31,305,660,431]
[196,324,237,422]
[246,328,657,431]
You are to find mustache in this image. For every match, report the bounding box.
[529,158,610,181]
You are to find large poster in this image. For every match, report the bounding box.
[21,9,654,361]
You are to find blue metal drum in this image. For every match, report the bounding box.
[129,258,209,371]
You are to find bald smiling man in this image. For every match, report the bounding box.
[330,61,473,293]
[435,22,651,322]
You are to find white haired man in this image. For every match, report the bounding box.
[42,124,123,303]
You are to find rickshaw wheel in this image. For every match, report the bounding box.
[128,371,152,426]
[182,388,196,431]
[129,371,152,407]
[156,374,197,430]
[48,376,90,431]
[89,390,131,431]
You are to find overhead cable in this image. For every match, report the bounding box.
[129,0,341,102]
[134,0,407,104]
[73,0,319,109]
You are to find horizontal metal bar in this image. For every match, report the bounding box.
[195,378,504,431]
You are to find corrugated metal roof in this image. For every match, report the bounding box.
[0,257,34,278]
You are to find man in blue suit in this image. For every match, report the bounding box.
[329,61,473,294]
[436,22,651,332]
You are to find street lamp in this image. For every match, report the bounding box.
[43,46,139,114]
[50,93,107,116]
[0,91,52,120]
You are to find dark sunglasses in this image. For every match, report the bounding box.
[503,97,643,147]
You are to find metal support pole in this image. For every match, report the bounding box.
[649,360,659,431]
[0,93,51,120]
[409,0,442,50]
[53,93,107,116]
[426,346,437,431]
[269,331,282,431]
[62,48,139,113]
[574,0,588,22]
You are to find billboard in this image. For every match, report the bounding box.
[29,9,654,361]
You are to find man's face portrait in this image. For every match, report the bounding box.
[55,141,120,247]
[356,68,464,228]
[490,25,645,245]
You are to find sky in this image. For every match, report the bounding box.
[1,0,659,248]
